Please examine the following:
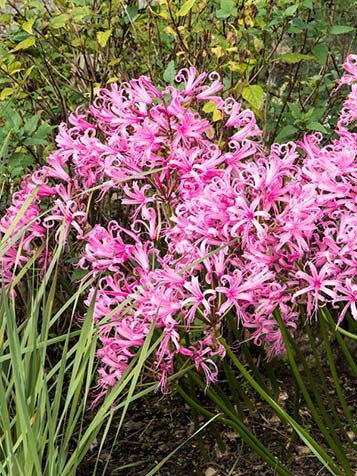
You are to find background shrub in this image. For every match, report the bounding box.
[0,0,357,193]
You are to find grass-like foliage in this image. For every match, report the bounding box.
[0,225,176,475]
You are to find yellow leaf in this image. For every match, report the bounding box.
[177,0,197,16]
[212,108,222,122]
[202,100,217,113]
[107,76,120,84]
[228,61,243,72]
[23,65,35,80]
[159,12,170,20]
[242,85,264,110]
[211,46,224,59]
[93,84,101,97]
[97,29,112,48]
[232,80,246,96]
[164,26,176,36]
[253,36,264,52]
[8,61,23,75]
[0,88,15,100]
[203,101,222,122]
[109,58,120,66]
[22,18,35,34]
[11,36,36,52]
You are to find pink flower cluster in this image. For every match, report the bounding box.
[2,57,357,397]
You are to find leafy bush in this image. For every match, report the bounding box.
[0,0,356,176]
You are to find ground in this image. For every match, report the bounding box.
[77,336,357,476]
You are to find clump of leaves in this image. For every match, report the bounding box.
[0,0,357,167]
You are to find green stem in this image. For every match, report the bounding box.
[319,310,357,436]
[220,335,345,476]
[322,307,357,376]
[305,324,356,449]
[278,315,348,458]
[176,381,292,476]
[226,315,268,392]
[276,315,352,474]
[185,376,210,461]
[222,359,246,419]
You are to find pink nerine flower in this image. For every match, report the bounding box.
[3,57,357,399]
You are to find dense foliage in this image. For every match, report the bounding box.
[0,0,357,189]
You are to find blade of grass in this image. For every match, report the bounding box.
[0,186,39,252]
[1,293,43,476]
[146,414,221,476]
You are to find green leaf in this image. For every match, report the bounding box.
[146,415,220,476]
[330,25,355,35]
[275,53,314,64]
[50,13,70,29]
[216,0,237,19]
[96,29,112,48]
[6,109,22,130]
[34,123,53,139]
[8,153,34,176]
[275,125,298,142]
[303,0,313,9]
[71,269,89,282]
[21,19,35,34]
[0,130,11,159]
[284,4,298,16]
[163,60,176,84]
[23,114,39,135]
[216,9,228,19]
[242,85,264,110]
[288,102,302,120]
[9,30,31,42]
[202,100,222,121]
[11,36,36,52]
[0,87,15,100]
[312,44,328,66]
[72,6,92,20]
[306,122,328,134]
[23,137,46,145]
[177,0,197,16]
[126,5,138,20]
[26,1,45,12]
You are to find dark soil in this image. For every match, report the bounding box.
[77,338,357,476]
